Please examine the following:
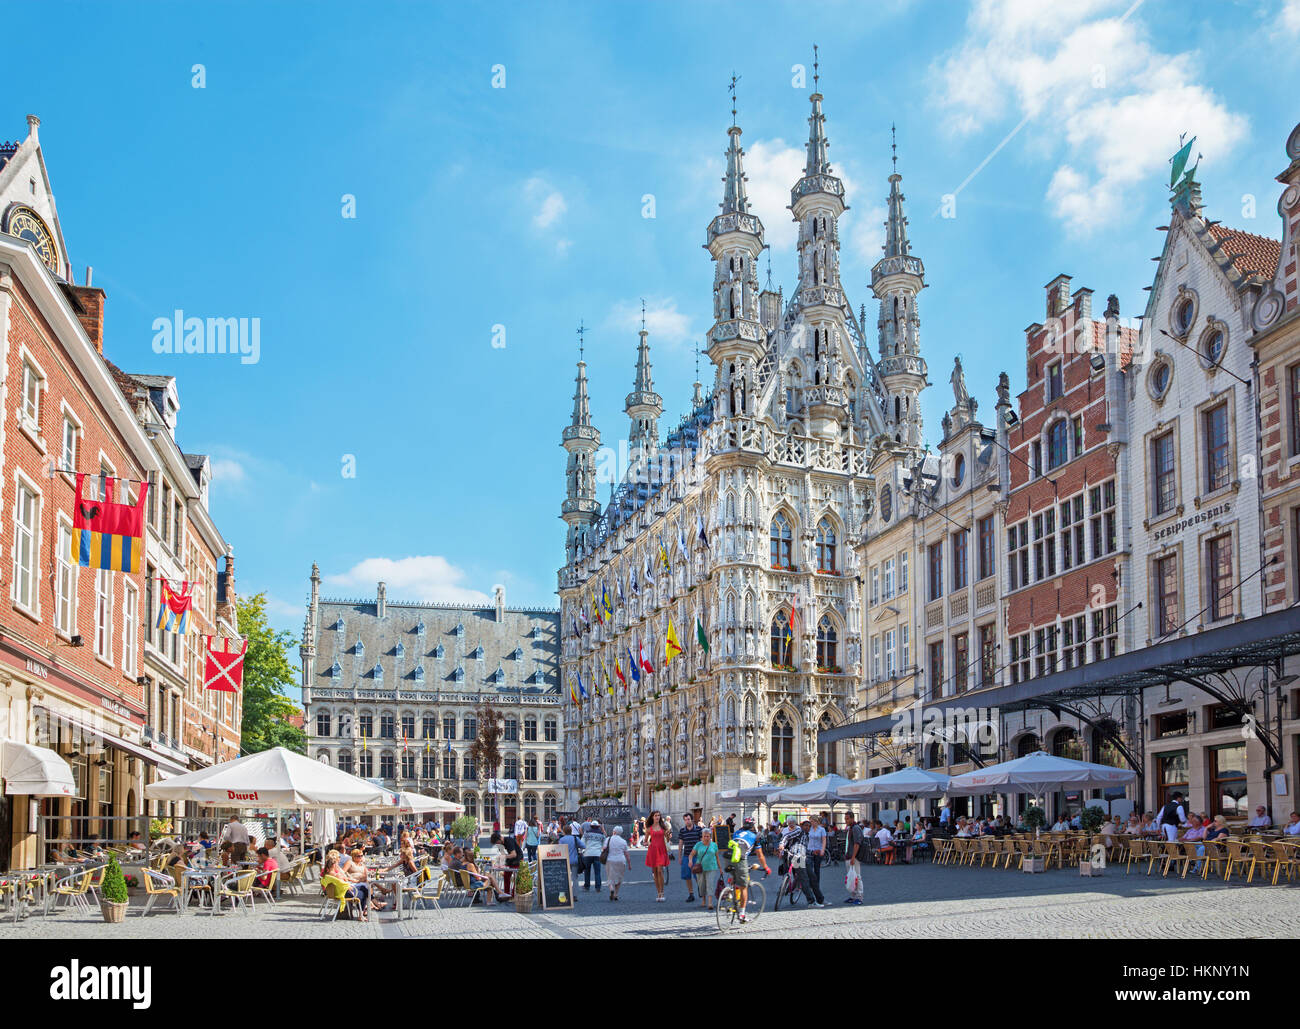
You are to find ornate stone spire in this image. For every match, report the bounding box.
[792,47,844,208]
[562,323,601,561]
[625,303,662,456]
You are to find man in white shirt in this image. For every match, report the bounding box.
[220,814,251,861]
[1155,792,1188,842]
[1247,806,1272,829]
[1284,812,1300,836]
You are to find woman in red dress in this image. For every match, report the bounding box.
[644,810,671,902]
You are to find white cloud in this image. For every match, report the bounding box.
[263,594,306,621]
[210,458,246,486]
[605,296,697,350]
[524,176,567,230]
[932,0,1248,235]
[555,238,573,257]
[742,138,806,252]
[1284,0,1300,33]
[325,556,491,605]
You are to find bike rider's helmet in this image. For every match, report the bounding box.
[742,817,755,828]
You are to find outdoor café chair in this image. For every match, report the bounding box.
[1244,840,1279,884]
[1178,841,1203,879]
[318,875,363,921]
[1158,841,1189,878]
[251,869,278,906]
[140,868,182,916]
[1124,839,1145,874]
[1221,839,1251,882]
[399,868,433,917]
[50,869,93,913]
[455,869,493,905]
[1268,842,1298,885]
[213,869,258,916]
[84,863,108,904]
[1198,839,1229,880]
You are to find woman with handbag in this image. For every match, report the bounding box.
[690,827,720,911]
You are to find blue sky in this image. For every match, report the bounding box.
[12,0,1300,660]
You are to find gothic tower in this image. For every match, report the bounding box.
[872,135,927,452]
[561,349,601,562]
[625,318,662,475]
[706,104,766,418]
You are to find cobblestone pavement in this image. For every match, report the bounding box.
[4,849,1296,939]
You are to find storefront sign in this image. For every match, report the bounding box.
[1150,501,1233,543]
[25,657,49,679]
[0,634,145,724]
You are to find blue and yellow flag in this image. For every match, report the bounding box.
[71,473,148,573]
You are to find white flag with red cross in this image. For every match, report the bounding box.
[204,635,249,692]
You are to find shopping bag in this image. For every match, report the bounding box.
[845,861,862,895]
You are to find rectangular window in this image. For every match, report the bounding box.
[1007,521,1029,591]
[1031,441,1042,478]
[899,552,908,594]
[1290,364,1300,458]
[56,521,76,635]
[871,636,881,682]
[1155,554,1179,636]
[504,717,518,742]
[928,541,944,602]
[951,530,968,590]
[173,499,184,558]
[1061,614,1086,669]
[977,515,995,581]
[379,754,395,779]
[1090,604,1118,662]
[21,359,42,427]
[122,583,138,676]
[928,640,944,700]
[870,566,879,607]
[1156,750,1189,809]
[144,563,155,646]
[443,750,457,779]
[442,715,456,740]
[1060,495,1085,570]
[1034,625,1058,677]
[900,624,910,670]
[61,416,79,471]
[882,557,895,601]
[12,482,39,610]
[979,623,997,687]
[1072,415,1084,458]
[1009,632,1031,684]
[1203,403,1230,494]
[1089,480,1117,558]
[1046,361,1063,400]
[160,481,172,546]
[1153,432,1176,516]
[884,628,897,679]
[1032,509,1057,581]
[952,633,969,694]
[1207,533,1234,622]
[95,569,112,660]
[1209,744,1248,820]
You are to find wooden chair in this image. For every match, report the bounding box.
[455,869,493,905]
[1221,839,1250,882]
[1158,841,1189,878]
[140,868,181,915]
[1198,840,1229,880]
[1124,839,1145,874]
[931,838,951,866]
[213,869,258,916]
[1178,841,1203,879]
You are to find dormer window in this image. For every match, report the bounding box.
[472,645,484,660]
[513,647,523,660]
[454,665,465,683]
[414,665,425,685]
[333,617,345,634]
[355,639,364,659]
[372,663,383,684]
[394,642,405,659]
[329,660,341,682]
[434,643,445,659]
[454,623,465,637]
[494,665,505,683]
[415,620,426,638]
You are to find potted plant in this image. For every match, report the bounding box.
[1079,805,1107,833]
[513,858,535,913]
[1023,805,1047,835]
[99,855,129,923]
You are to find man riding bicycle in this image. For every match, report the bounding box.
[723,818,771,923]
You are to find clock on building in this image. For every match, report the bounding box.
[5,206,58,274]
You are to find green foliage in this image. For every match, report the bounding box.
[1023,805,1047,830]
[514,858,533,894]
[466,700,503,786]
[148,817,172,841]
[237,594,306,754]
[450,814,477,840]
[1079,805,1107,833]
[101,855,128,904]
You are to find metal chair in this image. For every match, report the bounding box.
[213,869,258,916]
[140,868,182,916]
[50,869,94,913]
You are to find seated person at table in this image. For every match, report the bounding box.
[1282,811,1300,835]
[874,821,896,864]
[163,845,189,883]
[912,821,930,855]
[447,846,494,902]
[1205,815,1231,840]
[1138,813,1157,835]
[265,836,292,874]
[1125,814,1141,834]
[255,847,278,889]
[1050,816,1070,832]
[341,848,374,918]
[127,831,148,854]
[372,844,420,906]
[321,853,367,921]
[1247,805,1272,829]
[954,818,972,838]
[1101,816,1121,837]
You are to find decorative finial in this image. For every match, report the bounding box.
[640,297,646,332]
[812,44,819,92]
[766,249,773,290]
[891,123,897,173]
[694,341,700,380]
[577,320,585,360]
[729,72,740,128]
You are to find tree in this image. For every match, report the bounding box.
[237,593,306,754]
[466,699,504,819]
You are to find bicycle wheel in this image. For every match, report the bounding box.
[715,890,737,932]
[773,876,786,910]
[745,881,765,923]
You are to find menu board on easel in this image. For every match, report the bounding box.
[537,843,573,910]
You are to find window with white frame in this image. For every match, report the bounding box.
[95,568,112,660]
[884,628,897,678]
[883,557,895,600]
[20,358,42,429]
[869,566,880,606]
[871,635,881,682]
[900,624,910,669]
[1007,521,1029,590]
[56,519,76,635]
[899,552,909,593]
[61,413,79,471]
[1089,480,1117,558]
[12,481,39,610]
[1009,632,1032,684]
[1060,494,1085,570]
[1032,509,1057,581]
[123,583,138,676]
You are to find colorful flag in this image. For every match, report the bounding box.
[601,583,613,621]
[790,591,800,634]
[600,658,613,695]
[697,512,709,549]
[659,536,671,571]
[569,673,579,704]
[203,635,248,692]
[666,619,683,663]
[617,575,626,605]
[696,616,710,654]
[591,590,603,625]
[639,639,655,676]
[628,646,640,683]
[71,473,148,573]
[577,670,588,699]
[155,578,193,634]
[614,657,627,689]
[630,567,640,594]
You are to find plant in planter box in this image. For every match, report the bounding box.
[513,857,535,911]
[100,855,129,922]
[123,874,139,890]
[1022,805,1047,832]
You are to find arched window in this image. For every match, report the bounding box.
[816,616,838,669]
[1016,733,1040,757]
[817,714,838,776]
[544,754,558,781]
[770,713,794,776]
[1052,727,1082,761]
[523,794,538,822]
[771,611,793,667]
[503,754,519,780]
[358,751,373,778]
[1046,419,1069,470]
[816,518,837,572]
[770,511,793,569]
[523,753,538,780]
[464,793,478,819]
[543,793,558,820]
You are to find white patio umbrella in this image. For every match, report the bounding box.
[349,789,464,815]
[947,751,1136,796]
[770,774,859,806]
[838,767,952,801]
[143,747,387,807]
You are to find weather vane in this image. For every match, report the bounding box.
[729,72,740,127]
[891,123,898,173]
[577,320,585,360]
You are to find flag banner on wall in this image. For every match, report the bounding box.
[696,616,710,654]
[155,578,193,634]
[628,646,640,683]
[71,473,148,572]
[665,619,684,663]
[203,635,248,692]
[614,656,627,689]
[639,638,655,676]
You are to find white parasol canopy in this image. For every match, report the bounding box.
[947,751,1135,796]
[770,774,860,805]
[838,766,952,801]
[350,789,465,815]
[1,739,76,797]
[143,747,388,807]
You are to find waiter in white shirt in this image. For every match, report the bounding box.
[221,814,251,862]
[1154,792,1187,842]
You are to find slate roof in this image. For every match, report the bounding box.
[313,595,560,695]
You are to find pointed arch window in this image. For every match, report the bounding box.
[770,511,794,570]
[771,713,794,776]
[771,611,793,667]
[816,616,838,669]
[818,714,838,776]
[816,518,837,573]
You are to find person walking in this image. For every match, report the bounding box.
[581,818,606,892]
[525,818,541,863]
[604,825,630,900]
[559,822,582,903]
[677,813,703,903]
[807,815,828,897]
[843,812,865,906]
[644,810,671,901]
[690,827,720,911]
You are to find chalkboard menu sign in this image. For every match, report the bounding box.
[537,843,573,910]
[714,825,731,852]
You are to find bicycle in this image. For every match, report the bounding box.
[771,858,805,911]
[715,864,765,931]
